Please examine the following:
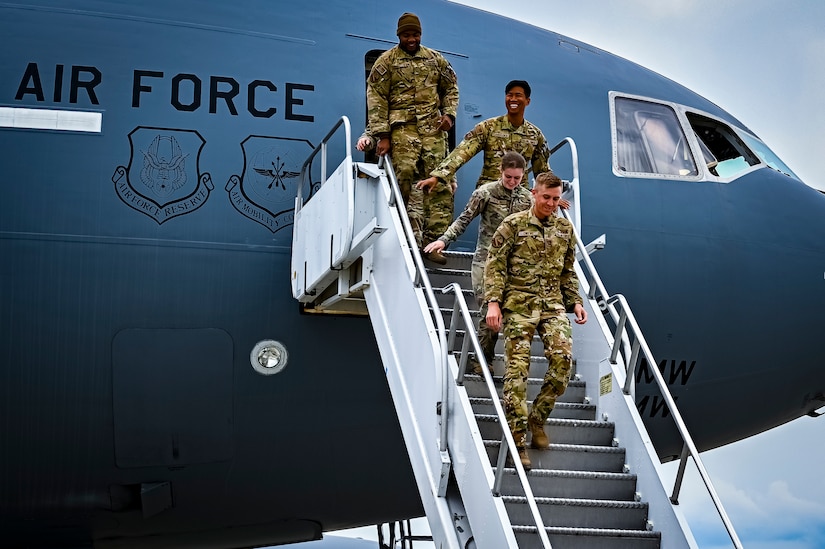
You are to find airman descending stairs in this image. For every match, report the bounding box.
[291,116,743,548]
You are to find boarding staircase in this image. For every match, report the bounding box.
[290,117,743,549]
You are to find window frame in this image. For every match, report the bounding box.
[609,91,771,183]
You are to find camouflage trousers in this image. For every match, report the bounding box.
[472,261,497,364]
[502,308,573,448]
[391,125,454,248]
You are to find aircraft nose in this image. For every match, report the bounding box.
[697,169,825,434]
[607,166,825,454]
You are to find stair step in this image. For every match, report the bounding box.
[437,306,480,323]
[500,468,638,501]
[464,376,587,403]
[504,496,649,530]
[425,250,474,271]
[475,415,614,447]
[456,353,581,380]
[452,330,577,358]
[470,397,596,420]
[485,442,626,473]
[426,271,471,293]
[514,526,661,549]
[431,284,475,309]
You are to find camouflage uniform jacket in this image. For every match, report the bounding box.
[484,208,582,314]
[438,180,532,268]
[429,115,550,187]
[366,45,459,138]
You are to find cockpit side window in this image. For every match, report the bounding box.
[614,97,698,178]
[686,112,760,178]
[739,132,799,179]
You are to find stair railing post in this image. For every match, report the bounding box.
[671,442,690,504]
[623,338,641,395]
[492,433,509,497]
[447,292,472,384]
[609,304,627,365]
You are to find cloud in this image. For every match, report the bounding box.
[666,455,825,548]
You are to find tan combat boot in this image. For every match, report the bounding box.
[529,416,549,450]
[518,447,532,470]
[422,249,447,265]
[507,446,532,470]
[505,428,532,470]
[468,354,494,377]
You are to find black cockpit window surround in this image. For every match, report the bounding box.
[613,96,699,179]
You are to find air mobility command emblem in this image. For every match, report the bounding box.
[225,135,314,233]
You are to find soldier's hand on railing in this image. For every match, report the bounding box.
[376,137,391,156]
[423,240,445,254]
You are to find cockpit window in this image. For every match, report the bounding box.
[611,93,792,183]
[686,112,760,178]
[614,97,698,177]
[739,132,799,180]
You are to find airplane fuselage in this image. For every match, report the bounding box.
[2,1,823,547]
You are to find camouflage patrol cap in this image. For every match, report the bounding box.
[397,12,422,35]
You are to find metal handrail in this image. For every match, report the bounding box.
[380,153,550,545]
[549,137,581,230]
[295,116,355,276]
[550,136,743,548]
[296,115,352,212]
[443,283,552,548]
[296,117,451,455]
[379,156,452,456]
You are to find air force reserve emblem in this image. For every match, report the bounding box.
[112,127,213,223]
[225,135,313,234]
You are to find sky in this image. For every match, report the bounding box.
[459,0,825,193]
[304,1,825,547]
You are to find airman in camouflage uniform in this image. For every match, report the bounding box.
[423,152,532,374]
[417,80,550,193]
[484,171,587,469]
[366,12,459,250]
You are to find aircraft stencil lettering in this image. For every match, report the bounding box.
[131,70,316,120]
[636,358,697,386]
[637,395,676,419]
[112,127,213,223]
[11,62,317,121]
[15,62,101,104]
[225,135,313,233]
